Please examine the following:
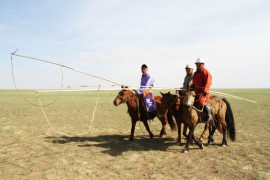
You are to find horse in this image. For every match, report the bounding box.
[160,92,186,145]
[182,90,236,152]
[113,89,177,141]
[160,92,215,145]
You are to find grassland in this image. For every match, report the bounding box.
[0,89,269,179]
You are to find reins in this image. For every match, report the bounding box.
[116,90,137,103]
[165,95,179,114]
[185,92,206,113]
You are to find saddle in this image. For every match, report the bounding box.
[195,102,216,124]
[137,94,157,120]
[198,110,209,123]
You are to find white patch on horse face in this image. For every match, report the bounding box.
[183,92,195,107]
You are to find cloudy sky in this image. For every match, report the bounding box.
[1,0,269,89]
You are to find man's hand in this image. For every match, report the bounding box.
[121,85,129,89]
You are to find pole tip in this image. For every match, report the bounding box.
[11,48,19,55]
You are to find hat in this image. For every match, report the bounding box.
[195,58,204,64]
[185,64,193,69]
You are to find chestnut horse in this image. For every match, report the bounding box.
[182,90,236,152]
[113,89,176,141]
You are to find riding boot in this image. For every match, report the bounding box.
[204,104,212,122]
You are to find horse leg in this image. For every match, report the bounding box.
[192,133,204,150]
[221,124,227,147]
[159,115,167,137]
[177,121,182,145]
[200,122,210,142]
[143,120,154,139]
[183,130,192,153]
[207,126,216,145]
[183,124,188,138]
[129,119,137,141]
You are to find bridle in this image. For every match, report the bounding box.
[116,90,138,104]
[167,95,178,111]
[184,91,205,112]
[160,93,179,115]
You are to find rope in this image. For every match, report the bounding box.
[35,86,100,137]
[192,93,206,112]
[10,53,64,107]
[11,51,123,86]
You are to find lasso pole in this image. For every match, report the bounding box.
[10,50,257,104]
[11,51,123,86]
[210,90,256,103]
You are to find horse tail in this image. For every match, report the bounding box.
[222,98,236,141]
[167,110,177,131]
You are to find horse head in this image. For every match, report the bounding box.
[113,89,135,106]
[160,92,178,111]
[183,90,196,108]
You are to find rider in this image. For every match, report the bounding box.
[192,58,213,122]
[179,64,194,95]
[136,64,157,119]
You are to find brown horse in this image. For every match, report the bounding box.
[113,89,176,141]
[182,90,236,152]
[160,92,215,145]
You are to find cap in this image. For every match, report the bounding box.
[185,64,193,69]
[195,58,204,64]
[141,64,148,68]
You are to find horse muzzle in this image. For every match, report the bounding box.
[113,98,122,106]
[113,99,120,106]
[184,103,192,108]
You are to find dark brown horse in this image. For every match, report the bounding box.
[182,90,236,152]
[113,89,176,141]
[160,92,187,145]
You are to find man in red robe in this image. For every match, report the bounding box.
[192,58,213,122]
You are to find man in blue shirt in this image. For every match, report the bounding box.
[136,64,157,119]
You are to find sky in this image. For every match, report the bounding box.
[1,0,270,89]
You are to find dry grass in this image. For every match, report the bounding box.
[0,89,269,179]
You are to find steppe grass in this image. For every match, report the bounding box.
[0,89,269,179]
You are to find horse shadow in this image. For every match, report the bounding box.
[46,135,177,156]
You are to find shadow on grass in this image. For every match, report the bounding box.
[46,135,178,156]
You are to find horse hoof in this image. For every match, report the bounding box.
[182,149,189,153]
[222,144,226,147]
[200,144,204,149]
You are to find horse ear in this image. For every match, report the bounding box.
[168,92,171,95]
[160,92,164,96]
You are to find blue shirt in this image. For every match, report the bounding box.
[136,73,156,112]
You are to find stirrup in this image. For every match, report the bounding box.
[206,116,213,123]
